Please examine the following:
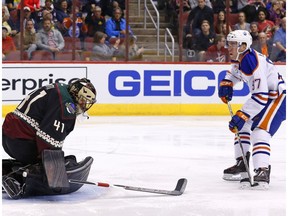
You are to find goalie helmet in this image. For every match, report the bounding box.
[68,78,96,115]
[226,30,252,52]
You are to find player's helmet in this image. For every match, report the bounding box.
[226,30,252,51]
[68,78,96,115]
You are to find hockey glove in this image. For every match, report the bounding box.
[229,110,250,133]
[218,79,233,104]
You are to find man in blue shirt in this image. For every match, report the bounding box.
[273,17,286,62]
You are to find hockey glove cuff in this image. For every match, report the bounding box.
[229,110,250,133]
[218,79,233,104]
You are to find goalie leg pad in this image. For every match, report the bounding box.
[42,149,69,189]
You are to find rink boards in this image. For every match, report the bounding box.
[2,63,286,116]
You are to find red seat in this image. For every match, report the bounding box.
[55,51,81,61]
[63,37,82,51]
[4,50,28,61]
[31,50,54,60]
[83,37,94,51]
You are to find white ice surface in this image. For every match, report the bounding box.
[2,116,286,216]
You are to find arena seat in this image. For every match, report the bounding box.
[83,37,94,51]
[55,51,81,61]
[31,50,54,60]
[4,50,28,61]
[63,37,82,51]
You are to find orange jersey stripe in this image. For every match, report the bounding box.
[259,94,283,130]
[253,146,271,151]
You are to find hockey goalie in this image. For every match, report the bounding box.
[2,78,97,199]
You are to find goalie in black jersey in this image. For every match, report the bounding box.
[2,78,97,199]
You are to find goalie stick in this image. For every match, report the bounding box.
[69,178,187,196]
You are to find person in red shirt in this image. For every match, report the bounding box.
[257,8,275,38]
[17,0,41,13]
[205,34,229,62]
[2,26,16,60]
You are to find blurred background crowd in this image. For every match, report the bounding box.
[2,0,286,62]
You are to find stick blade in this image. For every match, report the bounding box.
[171,178,188,196]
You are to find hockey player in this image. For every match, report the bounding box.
[218,30,286,189]
[2,78,97,199]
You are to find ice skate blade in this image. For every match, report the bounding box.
[223,172,248,181]
[240,181,269,190]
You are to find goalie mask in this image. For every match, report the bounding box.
[68,78,97,115]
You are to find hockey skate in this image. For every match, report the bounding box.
[240,165,271,190]
[2,176,25,199]
[223,152,250,181]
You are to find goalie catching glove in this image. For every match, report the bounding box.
[229,110,250,133]
[218,79,233,104]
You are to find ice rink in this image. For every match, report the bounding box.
[2,116,286,216]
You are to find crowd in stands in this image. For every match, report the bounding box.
[2,0,143,61]
[160,0,286,62]
[2,0,286,62]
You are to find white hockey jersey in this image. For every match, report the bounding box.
[225,49,286,119]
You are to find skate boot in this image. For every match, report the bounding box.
[2,176,24,199]
[223,152,250,181]
[240,165,271,190]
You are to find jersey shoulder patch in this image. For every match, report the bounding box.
[56,83,77,117]
[239,49,259,76]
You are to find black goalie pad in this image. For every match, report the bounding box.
[42,150,69,189]
[2,155,94,198]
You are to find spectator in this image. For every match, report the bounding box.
[214,10,231,35]
[273,17,286,62]
[211,0,238,14]
[85,6,106,37]
[205,34,228,62]
[105,7,133,41]
[2,5,18,36]
[268,0,285,26]
[36,0,57,24]
[189,0,212,10]
[174,0,192,13]
[237,0,248,11]
[91,31,122,61]
[251,32,273,58]
[104,0,126,17]
[55,0,70,24]
[16,6,38,32]
[17,0,41,13]
[257,8,275,37]
[128,35,144,60]
[38,9,57,29]
[81,0,106,14]
[250,21,259,41]
[2,26,16,60]
[16,19,37,59]
[192,20,216,61]
[185,0,214,38]
[36,18,64,55]
[233,11,250,31]
[222,23,232,35]
[241,0,266,23]
[5,0,18,11]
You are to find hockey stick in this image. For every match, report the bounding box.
[227,101,258,187]
[69,178,187,196]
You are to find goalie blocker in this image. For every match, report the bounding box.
[2,150,93,199]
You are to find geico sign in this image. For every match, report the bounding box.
[108,70,249,97]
